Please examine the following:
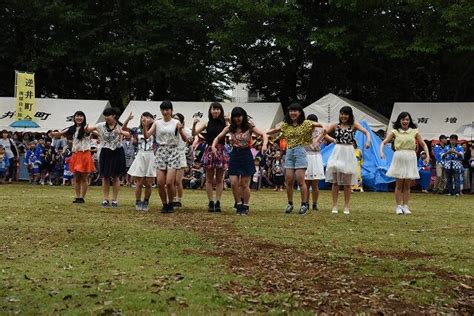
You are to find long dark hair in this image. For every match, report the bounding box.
[284,102,305,125]
[173,113,184,124]
[66,111,87,140]
[139,112,154,131]
[339,106,355,126]
[208,102,225,124]
[307,114,318,122]
[393,112,417,130]
[229,107,251,133]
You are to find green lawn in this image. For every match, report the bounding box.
[0,184,472,314]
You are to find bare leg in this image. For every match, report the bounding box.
[215,168,225,201]
[144,177,153,200]
[402,179,411,205]
[135,177,144,200]
[240,176,251,204]
[166,169,177,204]
[230,175,241,203]
[175,168,184,201]
[102,177,110,200]
[81,172,89,198]
[205,168,215,201]
[74,172,82,198]
[343,185,351,209]
[295,169,308,203]
[112,176,120,201]
[395,179,403,205]
[157,170,167,204]
[332,181,339,209]
[311,180,319,205]
[285,169,295,202]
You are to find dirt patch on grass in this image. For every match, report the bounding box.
[157,213,473,314]
[355,248,434,260]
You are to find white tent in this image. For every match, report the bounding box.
[305,93,389,131]
[390,102,474,140]
[120,101,284,131]
[0,98,111,132]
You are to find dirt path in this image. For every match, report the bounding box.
[156,212,473,314]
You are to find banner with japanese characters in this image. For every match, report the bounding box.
[390,102,474,140]
[15,71,35,121]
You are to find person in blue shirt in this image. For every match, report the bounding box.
[442,134,464,196]
[432,134,447,194]
[417,151,432,193]
[0,145,11,184]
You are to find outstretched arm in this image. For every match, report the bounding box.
[267,126,281,135]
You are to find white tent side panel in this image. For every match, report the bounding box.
[120,101,284,131]
[0,97,111,132]
[306,93,388,131]
[390,102,474,140]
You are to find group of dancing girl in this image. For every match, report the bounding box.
[54,100,429,216]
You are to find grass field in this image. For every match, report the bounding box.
[1,184,473,314]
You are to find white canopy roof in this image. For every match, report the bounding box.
[306,93,389,131]
[120,101,284,131]
[0,98,111,132]
[390,102,474,140]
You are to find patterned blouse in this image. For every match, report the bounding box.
[230,129,252,148]
[335,124,355,144]
[280,120,314,149]
[96,122,123,150]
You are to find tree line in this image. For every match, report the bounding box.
[1,0,472,116]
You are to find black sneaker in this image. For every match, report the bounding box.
[173,201,182,208]
[214,201,221,212]
[236,204,244,215]
[312,203,318,211]
[78,198,85,203]
[167,203,175,213]
[241,205,250,216]
[160,204,168,213]
[73,198,81,203]
[101,200,110,208]
[208,201,215,212]
[285,204,294,214]
[299,204,309,215]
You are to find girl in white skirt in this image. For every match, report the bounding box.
[123,112,156,212]
[379,112,430,215]
[304,114,335,211]
[321,106,371,214]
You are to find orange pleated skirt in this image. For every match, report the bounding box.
[69,151,96,173]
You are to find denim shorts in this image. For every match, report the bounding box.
[284,145,308,169]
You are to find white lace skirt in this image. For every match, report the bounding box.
[386,150,419,179]
[305,152,325,180]
[326,144,358,185]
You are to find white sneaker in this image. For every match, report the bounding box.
[332,207,338,214]
[395,205,404,215]
[343,208,350,215]
[402,205,412,215]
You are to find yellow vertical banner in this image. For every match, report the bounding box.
[15,71,35,121]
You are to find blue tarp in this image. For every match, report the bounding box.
[320,121,395,191]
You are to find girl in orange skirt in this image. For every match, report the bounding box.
[52,111,96,203]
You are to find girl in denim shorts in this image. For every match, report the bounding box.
[212,107,268,215]
[267,102,324,215]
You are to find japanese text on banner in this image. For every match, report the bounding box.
[15,71,35,121]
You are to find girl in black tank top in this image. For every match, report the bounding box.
[191,102,229,212]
